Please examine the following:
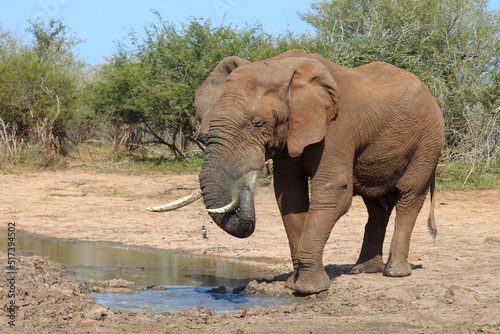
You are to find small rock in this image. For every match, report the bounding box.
[77,319,97,331]
[445,285,482,304]
[84,306,110,321]
[206,286,231,294]
[108,278,135,288]
[233,286,246,294]
[147,285,167,291]
[480,323,500,334]
[143,309,155,318]
[84,278,136,294]
[484,237,500,245]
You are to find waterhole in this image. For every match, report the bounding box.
[2,232,295,313]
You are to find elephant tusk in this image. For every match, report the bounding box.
[244,170,259,192]
[206,198,239,214]
[206,170,259,214]
[145,188,202,212]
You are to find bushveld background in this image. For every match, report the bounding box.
[1,0,498,190]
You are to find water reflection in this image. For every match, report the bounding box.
[1,232,272,287]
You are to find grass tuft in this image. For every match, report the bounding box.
[436,157,499,191]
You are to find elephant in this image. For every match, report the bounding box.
[148,49,445,294]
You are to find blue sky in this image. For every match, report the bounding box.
[1,0,499,65]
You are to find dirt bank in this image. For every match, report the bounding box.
[1,170,499,333]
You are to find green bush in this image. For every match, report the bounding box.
[88,14,284,157]
[300,0,500,162]
[0,20,86,165]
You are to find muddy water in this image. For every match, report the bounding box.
[2,233,294,313]
[6,232,272,286]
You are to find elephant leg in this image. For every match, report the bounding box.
[272,157,309,289]
[282,211,308,289]
[351,193,396,274]
[384,143,439,277]
[293,171,353,294]
[384,190,427,277]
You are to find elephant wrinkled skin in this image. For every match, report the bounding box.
[189,50,443,294]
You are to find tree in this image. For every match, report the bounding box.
[89,14,281,157]
[300,0,500,162]
[0,19,86,164]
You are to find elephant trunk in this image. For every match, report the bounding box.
[199,150,258,238]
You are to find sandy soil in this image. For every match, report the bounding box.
[1,169,499,333]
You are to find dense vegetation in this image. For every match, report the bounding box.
[88,13,283,157]
[0,20,87,165]
[301,0,500,163]
[0,1,498,188]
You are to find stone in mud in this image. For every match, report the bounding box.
[147,284,167,291]
[206,286,231,294]
[84,278,136,294]
[445,285,482,304]
[76,319,97,331]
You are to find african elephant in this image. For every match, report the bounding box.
[149,49,445,294]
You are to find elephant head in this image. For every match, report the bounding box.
[196,52,339,238]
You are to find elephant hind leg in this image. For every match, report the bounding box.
[383,190,428,277]
[384,143,440,277]
[351,192,396,274]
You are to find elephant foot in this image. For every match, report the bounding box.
[383,258,412,277]
[293,269,331,295]
[351,256,384,274]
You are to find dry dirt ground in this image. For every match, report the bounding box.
[1,169,499,333]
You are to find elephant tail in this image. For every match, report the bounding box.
[427,173,438,240]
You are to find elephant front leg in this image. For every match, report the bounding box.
[273,157,309,289]
[281,212,307,289]
[293,174,353,294]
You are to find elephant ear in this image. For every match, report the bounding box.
[287,59,339,157]
[194,56,250,134]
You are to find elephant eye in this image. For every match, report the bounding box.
[252,119,265,127]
